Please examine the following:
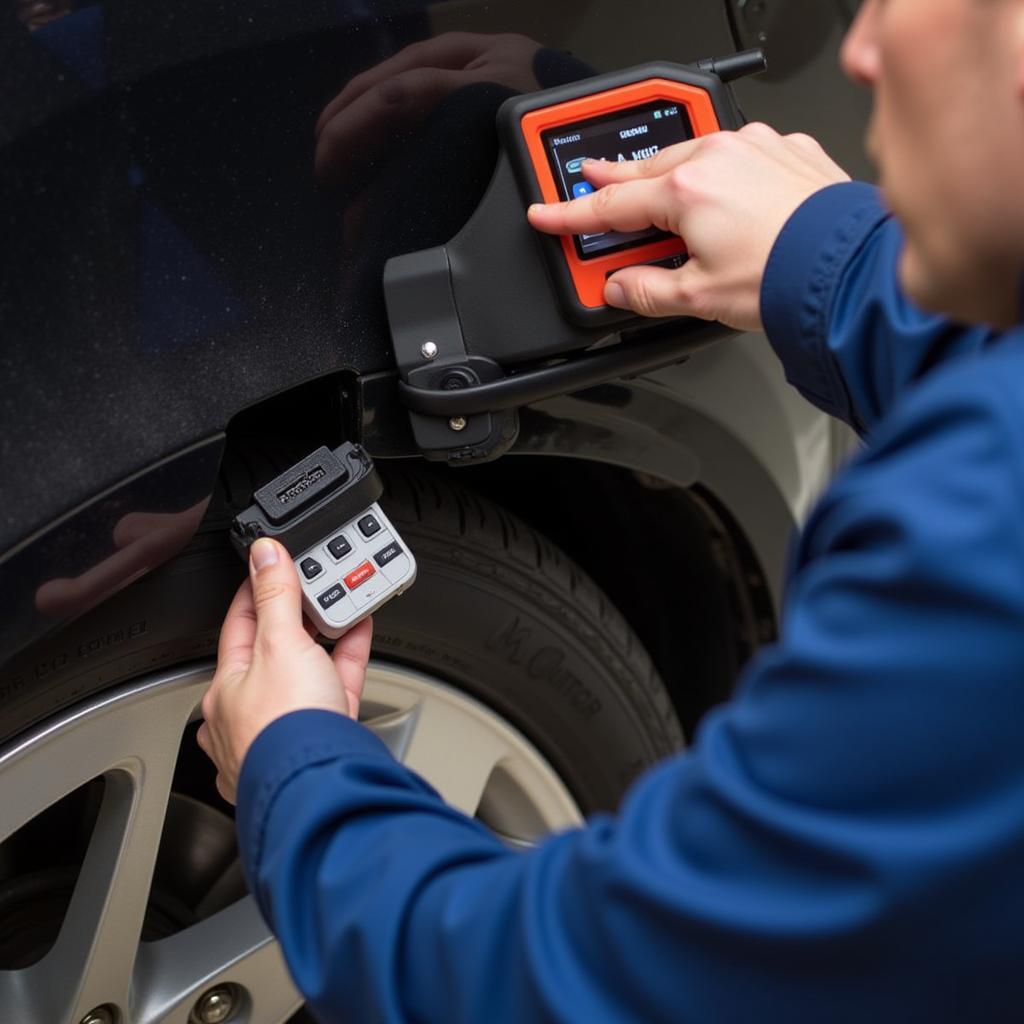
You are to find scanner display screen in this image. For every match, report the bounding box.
[542,101,694,260]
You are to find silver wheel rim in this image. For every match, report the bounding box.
[0,660,583,1023]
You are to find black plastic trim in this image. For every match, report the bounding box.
[399,320,732,416]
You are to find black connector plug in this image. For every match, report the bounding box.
[696,48,767,84]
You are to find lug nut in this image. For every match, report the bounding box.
[191,985,239,1024]
[448,416,467,432]
[80,1008,116,1024]
[420,340,438,360]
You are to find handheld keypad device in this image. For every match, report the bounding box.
[230,443,416,639]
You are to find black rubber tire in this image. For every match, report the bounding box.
[0,468,683,811]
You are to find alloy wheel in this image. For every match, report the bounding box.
[0,660,583,1023]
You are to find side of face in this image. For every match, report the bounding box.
[841,0,1024,327]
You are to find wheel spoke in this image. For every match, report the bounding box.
[42,757,178,1019]
[0,669,206,1023]
[399,697,509,816]
[363,706,419,760]
[132,897,301,1024]
[361,664,582,830]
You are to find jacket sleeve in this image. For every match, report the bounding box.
[760,182,997,434]
[235,355,1024,1024]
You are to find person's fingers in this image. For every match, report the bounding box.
[331,615,374,720]
[196,721,212,755]
[315,33,486,137]
[580,135,706,186]
[216,579,257,677]
[604,262,709,320]
[248,539,309,651]
[315,65,487,184]
[527,176,673,237]
[214,774,236,806]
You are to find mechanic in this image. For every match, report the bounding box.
[197,0,1024,1019]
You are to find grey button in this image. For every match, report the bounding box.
[327,534,352,560]
[358,514,381,538]
[374,541,402,567]
[317,583,345,609]
[300,557,323,580]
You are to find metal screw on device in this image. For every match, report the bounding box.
[420,340,438,360]
[448,416,467,432]
[191,985,239,1024]
[80,1009,116,1024]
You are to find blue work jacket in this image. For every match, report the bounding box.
[236,182,1024,1022]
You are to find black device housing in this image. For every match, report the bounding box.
[384,54,761,466]
[230,443,383,559]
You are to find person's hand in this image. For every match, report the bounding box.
[315,32,542,186]
[528,123,850,331]
[197,537,373,804]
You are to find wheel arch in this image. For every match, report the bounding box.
[450,439,781,738]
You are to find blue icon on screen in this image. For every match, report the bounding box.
[566,157,587,174]
[572,181,595,199]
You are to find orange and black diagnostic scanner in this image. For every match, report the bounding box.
[384,50,765,465]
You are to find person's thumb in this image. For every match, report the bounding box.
[605,262,708,321]
[248,538,307,649]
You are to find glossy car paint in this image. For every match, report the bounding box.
[0,1,868,666]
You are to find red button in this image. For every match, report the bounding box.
[343,561,376,590]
